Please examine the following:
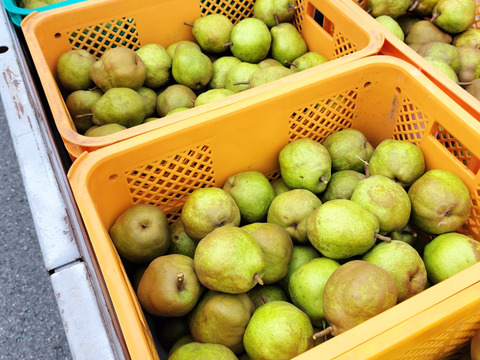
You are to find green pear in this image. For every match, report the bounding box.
[135,43,171,89]
[454,28,480,49]
[167,218,197,258]
[168,335,195,358]
[288,51,328,72]
[156,84,196,116]
[229,18,272,63]
[258,58,284,68]
[165,107,190,116]
[322,129,373,173]
[375,15,405,41]
[307,199,381,260]
[362,240,427,302]
[253,0,296,28]
[368,139,426,188]
[56,49,96,92]
[321,170,366,202]
[248,65,294,88]
[270,177,291,195]
[136,254,202,317]
[181,187,241,242]
[65,88,103,134]
[431,0,476,34]
[209,56,242,89]
[417,42,460,72]
[109,203,170,263]
[405,20,452,45]
[242,222,293,284]
[225,62,261,93]
[246,284,288,309]
[350,175,412,234]
[288,257,340,326]
[189,14,234,54]
[267,189,322,244]
[423,232,480,284]
[243,301,314,360]
[317,260,398,337]
[137,86,157,118]
[396,14,423,37]
[169,342,238,360]
[89,47,146,92]
[166,40,201,60]
[189,290,255,354]
[387,222,420,246]
[193,226,266,294]
[407,0,440,17]
[408,169,471,234]
[270,22,308,66]
[92,87,146,127]
[278,244,320,295]
[172,44,214,91]
[278,138,331,194]
[423,56,459,83]
[432,0,475,34]
[223,170,276,224]
[195,88,235,106]
[456,47,480,83]
[84,123,127,137]
[20,0,50,8]
[368,0,410,18]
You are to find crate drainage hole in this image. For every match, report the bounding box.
[54,33,61,39]
[364,81,371,88]
[0,46,8,54]
[109,174,118,181]
[395,87,402,94]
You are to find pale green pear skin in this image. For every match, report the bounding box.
[166,40,201,60]
[84,123,127,137]
[424,56,458,83]
[195,88,235,106]
[456,47,480,83]
[290,51,328,72]
[169,342,238,360]
[247,284,288,309]
[375,15,404,41]
[253,0,296,28]
[137,86,157,118]
[270,23,308,65]
[156,84,196,116]
[321,170,365,202]
[225,62,261,93]
[191,14,234,54]
[368,0,410,18]
[135,43,171,89]
[248,66,295,88]
[167,219,197,258]
[172,45,214,91]
[417,42,460,73]
[278,244,320,294]
[454,28,480,49]
[209,56,242,89]
[408,169,471,234]
[56,49,96,92]
[65,88,102,134]
[408,0,441,17]
[432,0,475,34]
[423,232,480,284]
[405,20,452,45]
[230,18,272,63]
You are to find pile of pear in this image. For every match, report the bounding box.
[108,129,480,360]
[18,0,65,9]
[367,0,480,100]
[55,0,328,138]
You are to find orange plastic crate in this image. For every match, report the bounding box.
[67,56,480,360]
[20,0,383,162]
[343,0,480,123]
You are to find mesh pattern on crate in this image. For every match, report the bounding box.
[67,18,140,59]
[199,0,255,24]
[124,144,215,222]
[392,313,480,360]
[333,31,357,58]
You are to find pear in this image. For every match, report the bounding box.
[396,14,423,37]
[454,28,480,49]
[407,0,440,17]
[167,218,197,258]
[193,226,266,294]
[417,42,460,72]
[243,301,314,360]
[387,222,420,246]
[155,316,190,351]
[65,88,103,134]
[375,15,405,41]
[307,199,383,260]
[194,88,235,106]
[368,139,425,188]
[166,40,201,60]
[136,254,203,317]
[223,170,276,224]
[225,62,261,93]
[270,177,291,195]
[248,65,295,88]
[456,47,480,83]
[209,56,242,89]
[408,169,471,234]
[270,22,308,66]
[258,58,284,68]
[180,187,241,242]
[246,284,288,309]
[137,86,157,118]
[168,335,195,358]
[321,170,366,202]
[242,222,294,284]
[21,0,49,8]
[92,87,146,128]
[288,51,328,72]
[317,260,398,337]
[56,49,96,92]
[362,240,427,302]
[169,342,238,360]
[431,0,475,34]
[288,257,341,326]
[267,189,322,244]
[89,46,146,92]
[278,138,331,194]
[253,0,296,28]
[368,0,410,18]
[165,107,190,116]
[84,123,126,137]
[229,18,272,63]
[322,129,373,173]
[187,14,234,54]
[172,44,214,91]
[405,20,452,45]
[156,84,196,116]
[466,78,480,100]
[135,43,171,89]
[189,290,255,354]
[424,56,459,83]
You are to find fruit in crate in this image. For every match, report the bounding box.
[368,0,410,18]
[416,42,460,72]
[375,15,405,41]
[454,28,480,49]
[456,47,480,83]
[404,20,452,45]
[209,56,242,89]
[246,284,288,309]
[84,123,127,137]
[321,170,365,202]
[135,43,172,89]
[278,244,320,294]
[65,88,103,134]
[407,0,441,17]
[248,65,295,88]
[166,40,201,60]
[228,18,272,63]
[270,22,308,65]
[431,0,475,34]
[156,84,196,117]
[423,56,459,82]
[167,219,197,258]
[288,51,328,72]
[137,86,157,118]
[225,62,261,93]
[171,44,214,91]
[194,88,235,106]
[168,341,238,360]
[188,14,234,54]
[56,49,97,92]
[253,0,296,28]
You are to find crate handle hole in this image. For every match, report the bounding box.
[109,174,118,181]
[0,46,8,54]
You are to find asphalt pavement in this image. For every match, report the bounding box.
[0,96,73,360]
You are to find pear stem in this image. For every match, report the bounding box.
[430,12,440,22]
[223,41,233,47]
[274,12,280,26]
[88,86,99,92]
[320,175,328,184]
[408,0,419,12]
[313,326,333,340]
[375,233,392,242]
[177,272,185,291]
[183,21,194,27]
[355,155,370,177]
[253,273,264,285]
[261,295,268,304]
[285,60,296,67]
[75,113,93,119]
[233,81,250,86]
[458,81,472,87]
